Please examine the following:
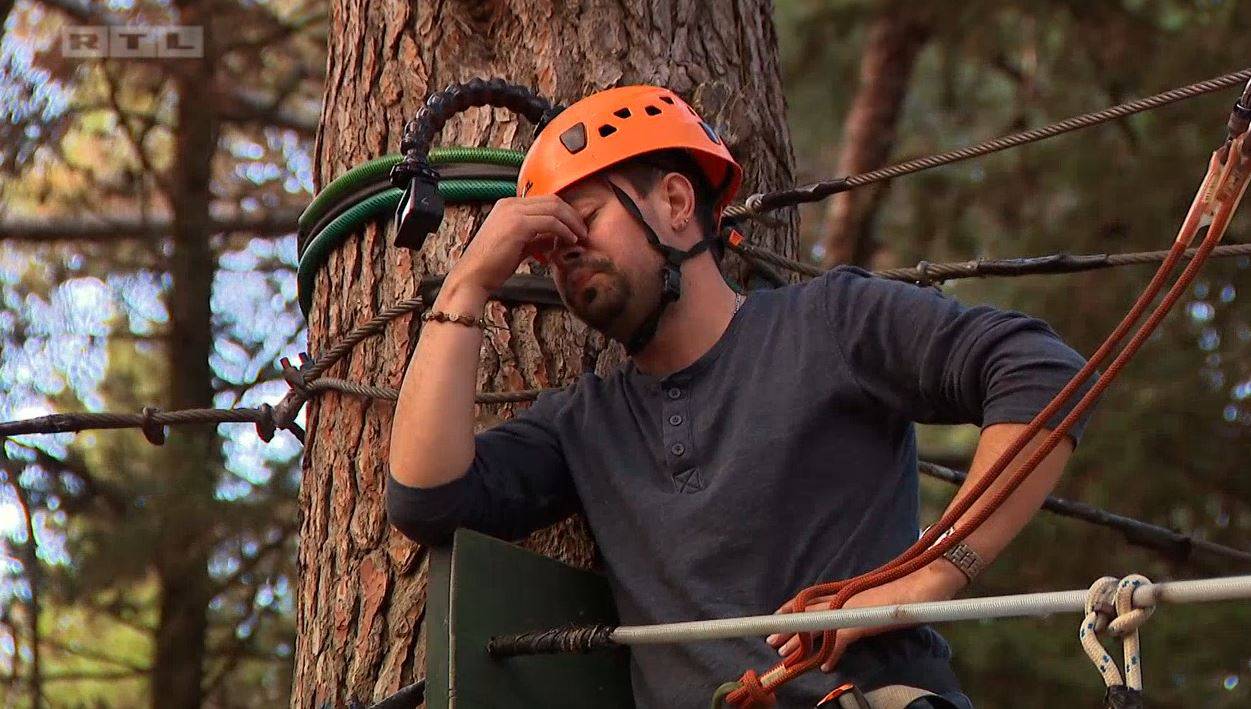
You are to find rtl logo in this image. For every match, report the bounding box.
[60,26,204,58]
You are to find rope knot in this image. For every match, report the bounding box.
[1080,574,1154,697]
[733,669,775,707]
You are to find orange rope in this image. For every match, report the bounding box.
[727,103,1251,706]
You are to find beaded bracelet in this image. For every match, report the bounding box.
[420,309,497,330]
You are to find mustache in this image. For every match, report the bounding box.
[563,258,615,280]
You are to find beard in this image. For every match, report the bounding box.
[560,259,657,341]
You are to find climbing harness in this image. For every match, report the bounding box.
[719,77,1251,707]
[1080,575,1155,709]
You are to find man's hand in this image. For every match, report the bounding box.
[764,563,966,672]
[450,195,587,294]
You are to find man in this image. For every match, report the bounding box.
[386,85,1097,708]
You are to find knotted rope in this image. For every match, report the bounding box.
[1080,574,1155,708]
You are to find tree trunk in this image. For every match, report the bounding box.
[818,5,931,269]
[152,2,220,706]
[294,1,795,706]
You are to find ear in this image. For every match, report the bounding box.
[658,171,696,233]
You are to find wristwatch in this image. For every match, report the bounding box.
[924,526,986,583]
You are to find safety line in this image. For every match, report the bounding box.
[487,575,1251,652]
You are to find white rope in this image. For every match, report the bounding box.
[1111,574,1155,691]
[1080,577,1124,687]
[608,574,1251,646]
[1082,574,1156,695]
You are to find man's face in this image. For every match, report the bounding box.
[549,177,664,341]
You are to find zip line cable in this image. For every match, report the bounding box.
[725,66,1251,219]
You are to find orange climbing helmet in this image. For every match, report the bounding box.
[518,85,743,226]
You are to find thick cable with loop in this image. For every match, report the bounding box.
[485,575,1251,650]
[728,67,1251,219]
[724,86,1251,707]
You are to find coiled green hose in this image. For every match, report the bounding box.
[298,147,524,235]
[297,179,517,316]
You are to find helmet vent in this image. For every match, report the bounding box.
[598,124,617,137]
[613,107,631,118]
[659,96,675,104]
[559,122,588,153]
[644,105,662,116]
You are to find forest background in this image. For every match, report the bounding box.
[1,1,1249,707]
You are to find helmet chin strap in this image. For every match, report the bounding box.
[605,181,719,355]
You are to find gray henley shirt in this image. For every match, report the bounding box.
[388,265,1098,707]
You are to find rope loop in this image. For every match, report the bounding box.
[140,406,166,446]
[1108,574,1155,637]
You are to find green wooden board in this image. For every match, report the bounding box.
[426,529,634,708]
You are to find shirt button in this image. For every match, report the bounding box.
[668,414,683,426]
[670,442,686,456]
[667,387,682,399]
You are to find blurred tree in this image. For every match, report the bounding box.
[817,1,934,268]
[0,0,322,706]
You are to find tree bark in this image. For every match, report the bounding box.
[294,1,796,706]
[151,2,220,706]
[818,5,931,269]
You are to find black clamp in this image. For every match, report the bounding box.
[390,78,559,252]
[389,160,444,251]
[279,353,312,397]
[253,403,276,443]
[140,406,166,446]
[913,259,942,290]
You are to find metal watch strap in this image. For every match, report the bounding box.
[941,540,985,582]
[924,525,986,582]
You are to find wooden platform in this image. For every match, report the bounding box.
[426,529,634,708]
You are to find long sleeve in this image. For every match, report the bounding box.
[821,266,1100,443]
[385,385,580,545]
